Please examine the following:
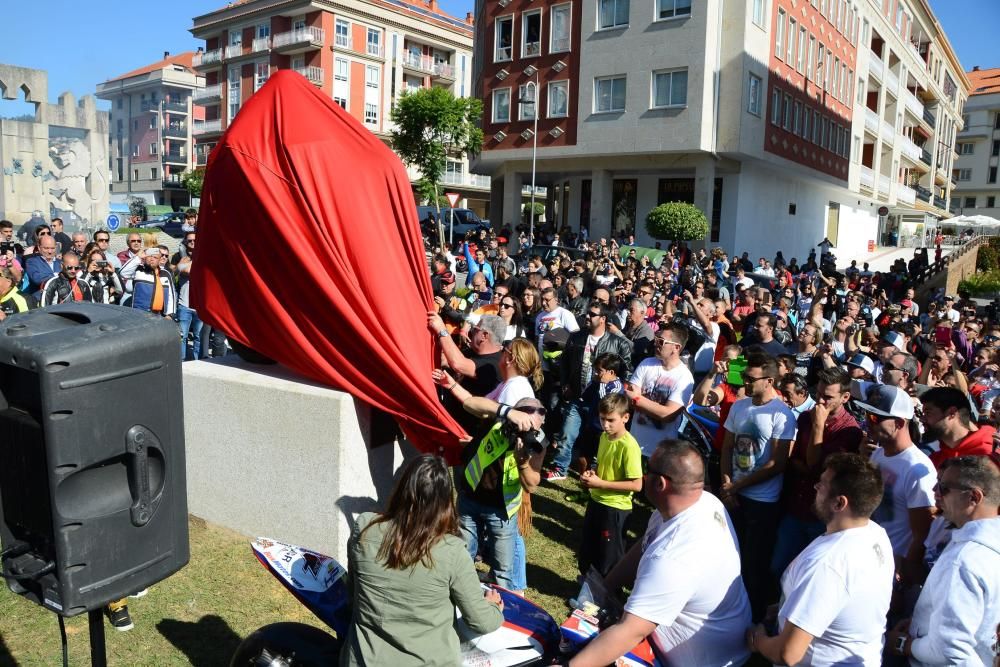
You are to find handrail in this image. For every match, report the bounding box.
[909,235,986,288]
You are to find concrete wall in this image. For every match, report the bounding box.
[182,358,415,563]
[913,241,980,302]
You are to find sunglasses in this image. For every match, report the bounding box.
[518,406,547,416]
[585,311,604,318]
[500,302,515,309]
[741,373,770,384]
[96,238,110,242]
[38,231,51,236]
[934,482,974,496]
[653,338,679,348]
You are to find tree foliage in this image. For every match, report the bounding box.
[389,87,483,189]
[645,202,709,241]
[182,167,206,198]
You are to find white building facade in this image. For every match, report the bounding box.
[952,66,1000,218]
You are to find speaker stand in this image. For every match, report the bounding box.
[87,610,107,667]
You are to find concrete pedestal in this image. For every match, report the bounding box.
[182,357,414,563]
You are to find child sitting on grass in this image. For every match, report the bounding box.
[577,393,643,577]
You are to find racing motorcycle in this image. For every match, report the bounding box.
[231,537,657,666]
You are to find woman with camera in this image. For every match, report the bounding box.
[340,454,504,667]
[83,250,124,304]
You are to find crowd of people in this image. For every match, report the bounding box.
[413,222,999,666]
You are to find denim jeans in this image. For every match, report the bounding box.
[511,534,527,591]
[457,493,519,591]
[770,514,825,579]
[550,398,587,474]
[177,305,203,361]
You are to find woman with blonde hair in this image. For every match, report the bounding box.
[341,454,503,666]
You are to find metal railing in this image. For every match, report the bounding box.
[294,66,324,84]
[162,124,186,139]
[920,147,932,165]
[923,107,936,128]
[366,42,385,58]
[162,150,187,162]
[909,235,986,289]
[273,26,325,49]
[252,36,271,52]
[402,52,435,73]
[934,195,947,209]
[193,119,222,135]
[335,32,351,49]
[193,49,223,68]
[440,172,491,188]
[225,44,243,59]
[162,175,185,187]
[915,184,932,202]
[163,100,187,113]
[193,83,222,102]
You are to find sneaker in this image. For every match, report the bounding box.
[129,588,148,599]
[543,469,567,482]
[106,600,134,632]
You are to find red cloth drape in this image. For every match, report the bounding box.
[191,70,467,462]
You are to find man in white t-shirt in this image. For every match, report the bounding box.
[749,452,894,666]
[855,383,937,587]
[720,352,797,620]
[535,286,580,365]
[567,440,751,667]
[683,290,721,377]
[625,322,695,457]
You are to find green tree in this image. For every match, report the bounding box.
[645,202,709,242]
[390,87,483,245]
[181,167,206,198]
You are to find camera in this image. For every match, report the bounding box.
[97,260,109,268]
[501,420,548,454]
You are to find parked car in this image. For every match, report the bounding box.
[513,245,589,273]
[416,206,490,242]
[136,212,186,229]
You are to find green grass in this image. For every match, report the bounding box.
[0,481,648,665]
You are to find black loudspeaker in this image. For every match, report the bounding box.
[0,303,189,616]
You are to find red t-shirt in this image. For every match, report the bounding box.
[783,408,864,520]
[711,383,741,453]
[929,425,996,468]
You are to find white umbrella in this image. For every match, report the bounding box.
[949,214,1000,228]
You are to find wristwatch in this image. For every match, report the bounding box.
[437,330,449,338]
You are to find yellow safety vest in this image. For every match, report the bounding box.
[464,423,522,519]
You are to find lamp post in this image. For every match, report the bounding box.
[522,66,539,247]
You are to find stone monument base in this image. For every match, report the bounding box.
[182,357,414,563]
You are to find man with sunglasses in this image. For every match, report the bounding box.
[91,230,121,271]
[887,455,1000,665]
[117,233,143,267]
[566,440,751,667]
[857,384,937,589]
[720,353,797,620]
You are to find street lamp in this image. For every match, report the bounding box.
[522,65,539,247]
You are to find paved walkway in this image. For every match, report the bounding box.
[836,242,960,273]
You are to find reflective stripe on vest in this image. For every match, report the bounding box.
[464,424,522,519]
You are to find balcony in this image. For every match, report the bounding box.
[273,26,324,54]
[864,107,880,134]
[440,172,491,189]
[878,173,892,194]
[903,90,924,120]
[162,150,187,165]
[163,100,187,114]
[915,184,932,202]
[196,150,210,166]
[880,118,896,143]
[934,195,947,210]
[162,124,187,139]
[193,83,222,104]
[922,107,936,128]
[193,48,223,69]
[897,183,916,205]
[432,62,455,82]
[868,51,884,80]
[294,66,324,86]
[225,43,243,59]
[193,119,222,135]
[162,175,185,188]
[900,135,921,162]
[859,165,875,189]
[402,52,435,74]
[252,36,271,53]
[920,147,932,166]
[885,68,900,95]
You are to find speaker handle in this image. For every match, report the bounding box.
[125,426,156,527]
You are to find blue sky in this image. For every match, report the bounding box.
[0,0,996,113]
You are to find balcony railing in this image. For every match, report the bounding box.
[898,183,916,205]
[859,165,875,189]
[252,36,271,52]
[868,51,884,80]
[878,173,892,193]
[225,43,243,59]
[864,107,880,134]
[366,42,385,58]
[273,26,325,50]
[335,32,351,49]
[193,49,223,68]
[193,119,222,135]
[163,124,186,139]
[880,118,896,142]
[920,147,932,165]
[885,67,899,94]
[433,62,455,80]
[162,150,187,163]
[903,90,924,119]
[934,195,947,209]
[294,66,324,85]
[440,172,491,189]
[162,175,185,188]
[402,52,435,74]
[923,107,936,128]
[196,151,209,166]
[193,83,222,103]
[900,135,921,161]
[915,184,932,202]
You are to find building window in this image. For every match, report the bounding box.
[656,0,691,20]
[132,145,140,157]
[522,10,541,57]
[364,103,378,125]
[957,142,973,155]
[816,44,825,89]
[598,0,629,29]
[149,142,158,156]
[652,69,688,108]
[336,19,350,48]
[333,96,348,110]
[133,168,139,181]
[775,9,786,59]
[133,119,139,131]
[594,75,626,113]
[793,101,802,135]
[806,35,815,80]
[770,88,781,124]
[797,27,806,73]
[519,84,537,120]
[786,18,796,63]
[747,74,762,116]
[551,3,571,52]
[964,197,977,208]
[549,80,569,117]
[335,58,348,81]
[229,29,242,49]
[812,110,821,143]
[367,28,381,56]
[752,0,766,27]
[803,110,811,141]
[150,167,158,181]
[257,23,270,39]
[117,98,123,109]
[228,66,241,122]
[493,88,511,122]
[366,65,379,88]
[955,168,971,181]
[149,116,157,129]
[255,61,269,92]
[495,16,513,61]
[990,167,998,184]
[992,139,1000,157]
[782,93,792,130]
[995,112,1000,130]
[989,196,996,208]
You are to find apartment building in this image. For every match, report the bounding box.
[952,66,1000,218]
[189,0,488,213]
[473,0,969,260]
[96,52,205,209]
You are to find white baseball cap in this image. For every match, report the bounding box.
[855,384,913,420]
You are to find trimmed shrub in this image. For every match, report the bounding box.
[645,202,709,242]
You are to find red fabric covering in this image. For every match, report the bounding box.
[191,71,467,461]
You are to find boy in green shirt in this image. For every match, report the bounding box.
[577,393,643,576]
